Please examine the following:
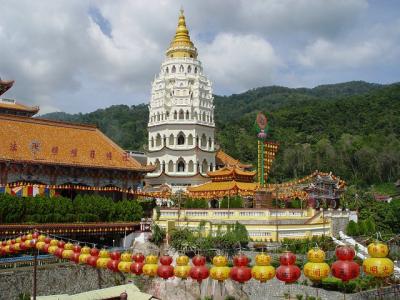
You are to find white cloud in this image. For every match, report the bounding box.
[200,34,282,93]
[0,0,398,113]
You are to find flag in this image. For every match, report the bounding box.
[12,186,23,197]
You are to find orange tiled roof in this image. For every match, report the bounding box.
[207,166,256,178]
[0,114,154,172]
[187,180,259,192]
[0,100,40,113]
[215,149,252,168]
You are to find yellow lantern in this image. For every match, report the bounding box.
[48,239,59,254]
[24,239,32,249]
[96,249,111,269]
[79,246,91,264]
[143,255,158,277]
[13,243,21,251]
[145,254,158,264]
[174,255,191,279]
[176,255,189,266]
[61,243,74,259]
[307,247,325,263]
[16,237,21,243]
[210,255,230,282]
[118,252,132,273]
[367,241,389,258]
[36,241,46,251]
[363,241,394,278]
[26,234,33,240]
[212,255,228,267]
[252,253,275,283]
[304,247,330,281]
[255,253,271,266]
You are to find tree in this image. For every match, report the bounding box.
[346,220,359,236]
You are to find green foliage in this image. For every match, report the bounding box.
[184,198,208,208]
[280,236,335,254]
[150,224,166,246]
[169,221,249,258]
[346,220,359,236]
[0,193,143,223]
[220,196,244,208]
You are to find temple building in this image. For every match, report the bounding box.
[146,10,217,191]
[0,79,154,198]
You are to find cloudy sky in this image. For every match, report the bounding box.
[1,0,399,114]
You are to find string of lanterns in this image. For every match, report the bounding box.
[0,232,396,291]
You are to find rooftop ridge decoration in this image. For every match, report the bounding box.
[0,79,14,96]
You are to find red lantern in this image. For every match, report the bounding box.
[131,261,144,275]
[332,246,359,282]
[32,232,39,239]
[43,244,51,253]
[280,251,296,265]
[192,254,206,266]
[20,235,27,242]
[44,237,51,244]
[73,244,81,253]
[70,244,81,264]
[276,251,301,283]
[87,255,99,267]
[159,255,173,265]
[336,246,355,261]
[230,266,252,283]
[54,247,64,258]
[190,255,209,283]
[57,240,66,249]
[233,254,249,267]
[90,247,100,256]
[157,255,174,280]
[132,253,145,263]
[107,259,120,272]
[110,251,121,260]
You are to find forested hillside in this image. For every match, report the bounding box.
[41,81,400,186]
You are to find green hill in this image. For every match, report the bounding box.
[41,81,400,186]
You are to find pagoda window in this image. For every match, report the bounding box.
[172,65,176,73]
[168,160,174,172]
[163,135,167,146]
[169,134,174,145]
[162,161,166,172]
[210,115,213,123]
[202,112,206,121]
[157,113,160,121]
[188,160,194,172]
[194,67,197,74]
[179,109,184,120]
[166,67,169,74]
[186,110,189,119]
[210,163,213,171]
[177,160,185,172]
[155,159,161,172]
[201,134,207,148]
[177,132,185,145]
[150,137,154,148]
[208,137,212,148]
[174,111,177,120]
[194,111,198,120]
[179,65,184,73]
[156,134,162,147]
[187,65,192,73]
[166,111,170,119]
[206,115,209,122]
[188,134,193,145]
[201,159,208,173]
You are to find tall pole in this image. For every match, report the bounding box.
[33,250,37,300]
[275,186,279,242]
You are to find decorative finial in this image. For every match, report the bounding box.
[180,5,184,15]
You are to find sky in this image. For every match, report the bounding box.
[0,0,399,114]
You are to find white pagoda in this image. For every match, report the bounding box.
[146,10,216,191]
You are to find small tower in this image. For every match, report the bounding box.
[146,10,216,191]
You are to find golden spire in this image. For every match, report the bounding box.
[166,9,198,59]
